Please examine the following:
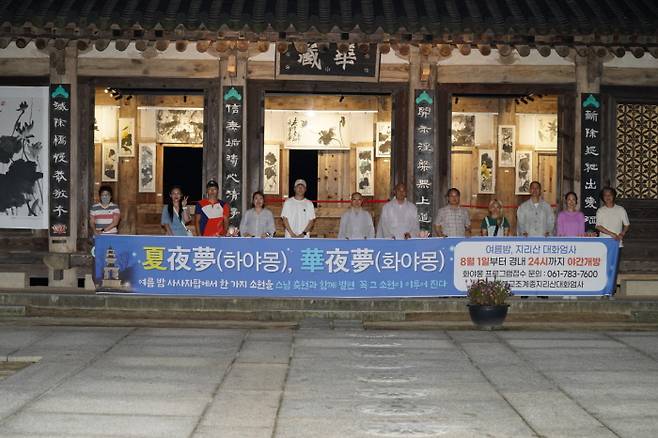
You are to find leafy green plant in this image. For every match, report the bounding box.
[467,279,513,306]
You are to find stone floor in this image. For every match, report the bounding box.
[0,322,657,437]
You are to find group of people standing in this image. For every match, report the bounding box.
[433,180,630,244]
[89,178,630,245]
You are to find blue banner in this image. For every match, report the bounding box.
[94,235,619,297]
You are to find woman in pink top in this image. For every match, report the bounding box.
[556,192,586,236]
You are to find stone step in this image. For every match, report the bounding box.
[0,305,26,317]
[1,291,658,324]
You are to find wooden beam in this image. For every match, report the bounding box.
[247,61,408,82]
[602,68,658,86]
[78,58,220,78]
[437,65,575,84]
[0,58,49,76]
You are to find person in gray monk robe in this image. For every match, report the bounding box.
[516,181,555,237]
[239,191,276,237]
[338,192,375,239]
[376,183,420,239]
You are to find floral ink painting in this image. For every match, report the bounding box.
[515,151,533,195]
[536,114,558,150]
[0,87,49,229]
[451,114,475,147]
[478,149,496,194]
[356,146,374,195]
[138,143,156,192]
[498,125,516,167]
[118,118,135,157]
[375,122,391,157]
[156,109,204,144]
[102,142,118,182]
[263,144,280,195]
[285,112,350,150]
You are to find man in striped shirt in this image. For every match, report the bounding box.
[89,185,120,235]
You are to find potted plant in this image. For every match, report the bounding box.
[467,278,513,329]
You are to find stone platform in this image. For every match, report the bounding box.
[1,323,658,437]
[2,290,658,328]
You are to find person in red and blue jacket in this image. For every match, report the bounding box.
[195,180,229,237]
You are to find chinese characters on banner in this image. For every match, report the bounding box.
[222,86,243,227]
[49,84,71,236]
[93,235,620,297]
[580,94,602,231]
[279,43,378,77]
[414,90,435,231]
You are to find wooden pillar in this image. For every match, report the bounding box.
[117,96,137,235]
[204,81,221,189]
[47,46,78,286]
[77,80,94,245]
[219,52,248,215]
[406,47,420,193]
[574,53,602,191]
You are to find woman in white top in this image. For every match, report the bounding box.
[595,186,630,246]
[239,191,276,237]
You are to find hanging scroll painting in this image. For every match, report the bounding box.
[285,112,350,150]
[102,142,118,182]
[356,146,374,196]
[498,125,516,167]
[375,121,391,157]
[478,149,496,194]
[138,143,156,193]
[0,86,49,229]
[118,118,135,157]
[451,114,475,147]
[515,151,533,195]
[156,109,204,144]
[94,105,118,144]
[536,114,558,150]
[263,144,280,195]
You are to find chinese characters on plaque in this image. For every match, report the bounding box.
[580,94,602,232]
[278,43,378,77]
[49,84,71,237]
[222,86,243,227]
[414,90,435,232]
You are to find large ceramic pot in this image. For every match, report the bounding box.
[467,304,510,329]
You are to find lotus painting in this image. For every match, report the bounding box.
[0,87,49,229]
[156,109,204,144]
[263,144,280,195]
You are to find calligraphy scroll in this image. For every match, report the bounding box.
[413,90,435,232]
[222,86,243,228]
[580,94,602,232]
[49,84,71,236]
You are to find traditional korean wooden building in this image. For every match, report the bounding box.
[0,0,657,288]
